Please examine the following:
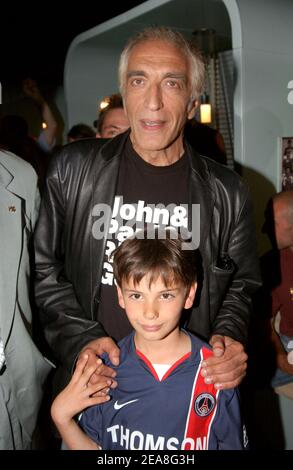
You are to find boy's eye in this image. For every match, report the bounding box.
[130,293,142,300]
[161,293,174,300]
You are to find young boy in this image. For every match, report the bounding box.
[51,232,246,450]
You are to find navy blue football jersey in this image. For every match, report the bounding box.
[79,331,246,450]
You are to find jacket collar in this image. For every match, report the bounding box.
[0,151,28,199]
[100,129,131,163]
[185,140,215,192]
[0,159,14,189]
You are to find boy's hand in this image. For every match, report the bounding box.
[79,337,120,391]
[51,355,111,426]
[200,335,247,390]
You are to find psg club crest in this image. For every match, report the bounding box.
[194,393,215,417]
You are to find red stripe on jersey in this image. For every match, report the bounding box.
[183,347,219,450]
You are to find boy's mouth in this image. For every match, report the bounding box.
[140,324,162,332]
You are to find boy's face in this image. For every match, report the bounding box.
[117,274,196,342]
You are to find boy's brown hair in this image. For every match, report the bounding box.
[113,230,198,289]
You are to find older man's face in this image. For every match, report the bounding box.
[124,39,196,160]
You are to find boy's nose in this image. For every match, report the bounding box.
[143,303,159,320]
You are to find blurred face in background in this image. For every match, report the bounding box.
[273,198,293,250]
[97,108,129,138]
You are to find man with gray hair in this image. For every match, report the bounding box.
[34,26,260,395]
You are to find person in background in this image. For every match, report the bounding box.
[67,124,96,143]
[51,232,246,450]
[94,93,129,138]
[0,115,48,193]
[0,149,51,449]
[34,26,260,399]
[0,79,58,192]
[242,190,293,449]
[22,78,58,152]
[261,190,293,386]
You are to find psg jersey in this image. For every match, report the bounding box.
[79,331,246,450]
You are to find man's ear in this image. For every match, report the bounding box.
[184,282,197,309]
[187,99,198,120]
[117,285,125,309]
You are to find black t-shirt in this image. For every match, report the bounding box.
[98,138,189,341]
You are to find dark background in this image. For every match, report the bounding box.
[0,2,146,91]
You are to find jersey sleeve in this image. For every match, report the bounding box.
[78,405,103,445]
[211,388,247,450]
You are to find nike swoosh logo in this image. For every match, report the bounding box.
[114,399,139,410]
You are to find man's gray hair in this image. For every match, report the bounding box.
[118,26,205,102]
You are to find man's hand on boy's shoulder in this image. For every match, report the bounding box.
[78,337,120,392]
[201,335,248,390]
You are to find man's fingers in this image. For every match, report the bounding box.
[201,357,247,387]
[88,362,117,385]
[93,337,120,367]
[202,349,247,373]
[209,335,225,358]
[78,340,119,388]
[223,336,235,346]
[201,338,248,389]
[205,337,246,367]
[88,369,117,389]
[212,341,225,358]
[98,363,117,379]
[109,346,120,367]
[214,372,247,391]
[78,348,98,368]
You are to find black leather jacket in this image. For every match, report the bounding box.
[34,132,261,372]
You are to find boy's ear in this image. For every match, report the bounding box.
[117,285,125,309]
[184,282,197,309]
